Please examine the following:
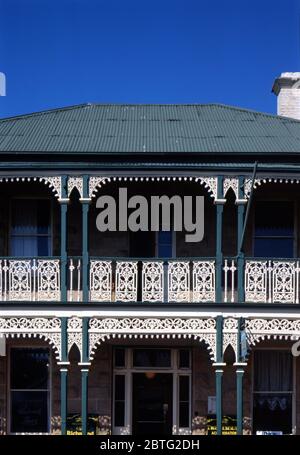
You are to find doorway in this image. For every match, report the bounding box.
[132,373,173,435]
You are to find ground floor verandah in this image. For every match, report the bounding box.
[0,336,299,436]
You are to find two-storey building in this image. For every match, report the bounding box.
[1,73,300,436]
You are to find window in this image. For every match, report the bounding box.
[114,375,125,427]
[253,201,294,258]
[10,348,50,433]
[132,349,171,368]
[178,376,190,428]
[156,231,174,258]
[253,350,293,434]
[10,199,51,256]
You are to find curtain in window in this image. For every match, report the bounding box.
[254,351,292,391]
[10,200,50,256]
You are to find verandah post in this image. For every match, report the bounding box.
[59,316,69,435]
[215,176,226,303]
[81,175,90,303]
[60,175,69,303]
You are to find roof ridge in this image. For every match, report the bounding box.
[1,102,300,124]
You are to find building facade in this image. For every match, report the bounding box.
[1,74,300,435]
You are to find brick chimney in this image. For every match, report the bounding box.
[272,72,300,119]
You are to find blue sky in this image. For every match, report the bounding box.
[0,0,299,118]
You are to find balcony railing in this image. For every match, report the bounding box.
[1,256,299,304]
[89,258,216,303]
[0,257,61,302]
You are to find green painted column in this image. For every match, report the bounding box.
[60,368,68,435]
[60,175,69,303]
[81,369,89,435]
[215,176,225,303]
[81,175,90,303]
[215,369,223,435]
[214,315,224,435]
[236,368,245,435]
[237,176,246,303]
[80,317,90,435]
[60,317,69,435]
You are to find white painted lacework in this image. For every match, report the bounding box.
[272,261,296,304]
[90,261,112,302]
[1,259,60,302]
[142,262,164,302]
[68,176,83,198]
[223,177,239,199]
[245,260,300,304]
[192,261,215,302]
[115,262,138,302]
[246,318,300,346]
[39,177,62,199]
[168,262,190,302]
[37,260,60,301]
[197,177,218,200]
[245,261,268,303]
[88,317,217,360]
[68,317,82,357]
[8,260,32,301]
[89,176,110,198]
[223,318,239,359]
[0,317,61,359]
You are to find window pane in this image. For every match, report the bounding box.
[179,350,190,369]
[37,236,50,256]
[179,376,189,401]
[254,238,294,258]
[114,402,125,427]
[115,375,125,401]
[133,349,171,367]
[255,202,294,237]
[157,231,172,258]
[11,348,49,390]
[11,391,48,433]
[115,349,125,368]
[254,351,292,392]
[11,200,38,235]
[179,402,189,428]
[37,200,50,235]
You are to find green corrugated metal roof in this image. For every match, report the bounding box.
[0,103,300,155]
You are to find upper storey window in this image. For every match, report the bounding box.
[10,199,51,256]
[254,201,294,258]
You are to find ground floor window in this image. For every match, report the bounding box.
[10,347,50,433]
[253,349,293,435]
[113,347,191,435]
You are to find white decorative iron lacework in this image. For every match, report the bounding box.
[245,260,300,304]
[0,259,60,302]
[67,317,83,357]
[90,260,112,302]
[223,318,239,359]
[168,261,190,302]
[89,176,111,198]
[88,317,217,360]
[223,177,239,199]
[245,318,300,346]
[272,261,296,304]
[192,261,215,302]
[8,260,32,301]
[68,176,83,198]
[0,317,61,359]
[39,177,62,199]
[115,261,138,302]
[37,260,60,301]
[197,177,218,200]
[142,261,164,302]
[245,260,268,303]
